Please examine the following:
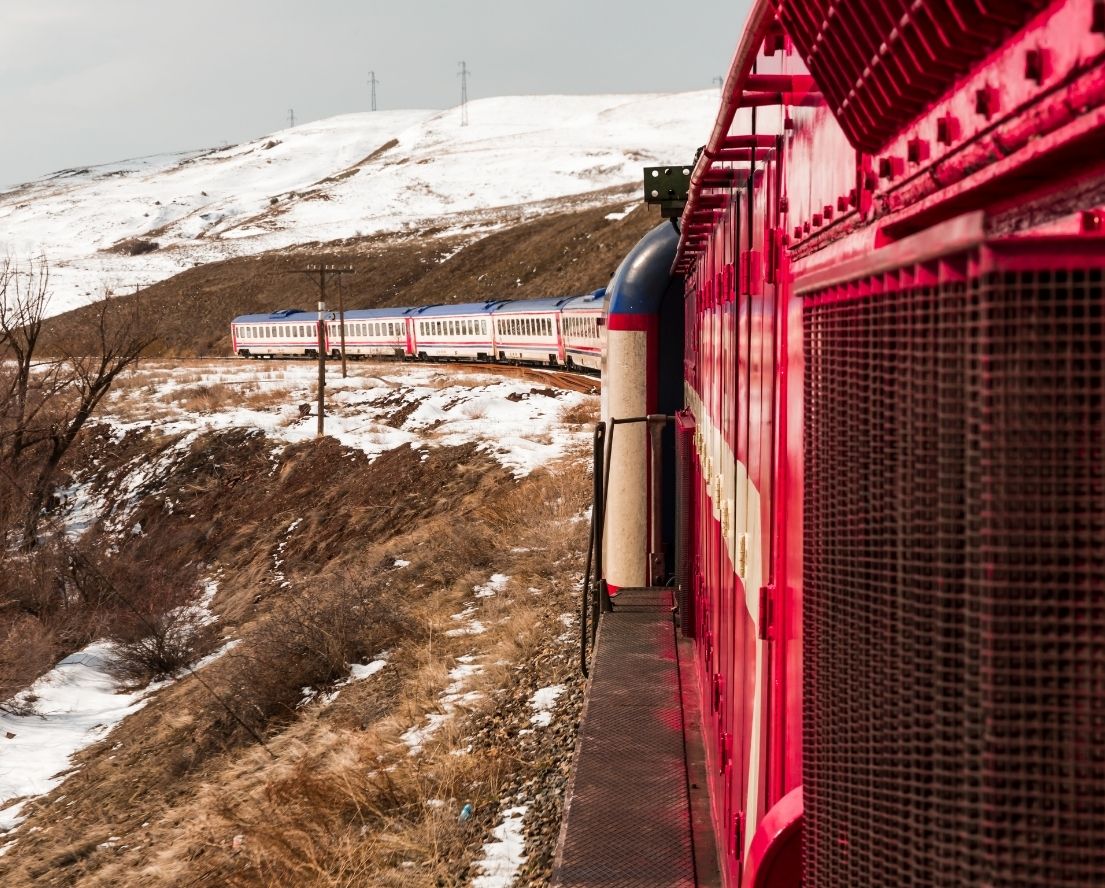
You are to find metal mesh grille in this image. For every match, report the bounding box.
[803,256,1105,886]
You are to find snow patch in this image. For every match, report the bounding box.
[471,804,529,888]
[402,658,485,754]
[528,684,566,728]
[0,643,149,833]
[474,573,510,598]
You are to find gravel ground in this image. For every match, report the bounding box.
[463,607,586,887]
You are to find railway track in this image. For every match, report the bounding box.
[168,356,601,395]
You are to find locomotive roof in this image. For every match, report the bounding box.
[559,290,605,312]
[233,306,415,324]
[489,296,580,314]
[232,308,314,323]
[402,301,510,317]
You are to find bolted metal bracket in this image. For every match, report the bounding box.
[644,165,693,218]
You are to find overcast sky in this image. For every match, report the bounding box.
[0,0,748,187]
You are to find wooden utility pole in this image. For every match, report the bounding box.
[316,306,327,435]
[289,264,356,435]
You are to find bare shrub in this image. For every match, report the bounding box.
[211,575,410,739]
[108,606,220,687]
[60,543,212,684]
[0,615,56,711]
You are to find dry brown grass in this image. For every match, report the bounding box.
[559,399,598,427]
[0,417,591,888]
[166,382,237,414]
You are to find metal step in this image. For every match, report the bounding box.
[552,586,696,887]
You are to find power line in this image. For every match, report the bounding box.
[288,108,296,128]
[458,61,471,126]
[367,70,380,111]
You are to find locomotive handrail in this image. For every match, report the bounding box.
[673,0,776,273]
[580,421,606,677]
[581,414,675,675]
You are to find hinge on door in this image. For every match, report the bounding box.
[758,584,775,640]
[734,809,746,859]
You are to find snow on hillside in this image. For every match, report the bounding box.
[0,91,717,317]
[0,358,594,837]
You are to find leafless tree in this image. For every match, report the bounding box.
[0,256,154,548]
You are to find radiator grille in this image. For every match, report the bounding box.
[803,256,1105,886]
[773,0,1049,152]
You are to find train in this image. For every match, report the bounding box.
[230,291,604,373]
[573,0,1105,886]
[232,0,1105,881]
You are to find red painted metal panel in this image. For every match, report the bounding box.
[673,2,1105,885]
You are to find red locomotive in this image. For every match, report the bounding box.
[571,0,1105,885]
